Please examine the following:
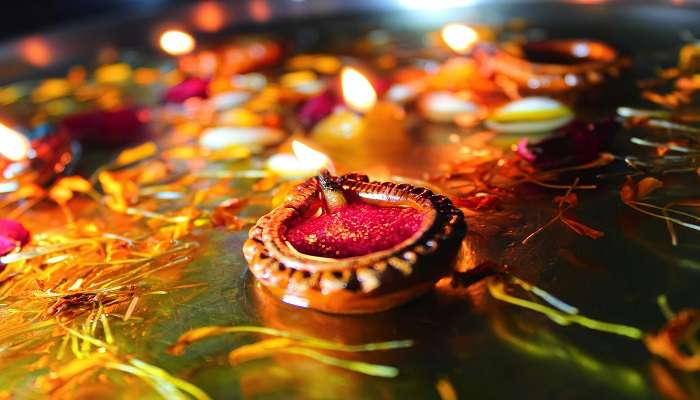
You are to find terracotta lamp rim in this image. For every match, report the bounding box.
[243,173,467,314]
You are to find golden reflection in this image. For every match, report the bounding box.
[490,310,648,397]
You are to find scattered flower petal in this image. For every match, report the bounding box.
[645,309,700,371]
[0,236,17,257]
[519,118,617,170]
[61,107,150,146]
[0,219,30,246]
[163,77,210,103]
[298,91,338,129]
[637,177,664,199]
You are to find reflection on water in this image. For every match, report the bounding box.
[490,308,649,398]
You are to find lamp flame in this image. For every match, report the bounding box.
[0,123,30,162]
[441,24,478,54]
[292,140,334,174]
[159,30,196,56]
[341,67,377,113]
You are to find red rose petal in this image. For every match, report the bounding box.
[163,77,210,103]
[61,107,150,147]
[523,118,617,170]
[298,91,338,129]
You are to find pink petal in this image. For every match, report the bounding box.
[0,219,30,246]
[163,77,210,103]
[515,138,536,162]
[298,91,337,129]
[0,236,17,257]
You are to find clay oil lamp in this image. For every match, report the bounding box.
[473,39,622,93]
[244,143,466,314]
[311,67,407,151]
[0,122,77,193]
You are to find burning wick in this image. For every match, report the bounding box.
[317,169,347,214]
[441,23,478,54]
[159,30,196,56]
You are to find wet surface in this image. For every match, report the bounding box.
[3,2,700,399]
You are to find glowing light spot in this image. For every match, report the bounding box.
[441,24,478,54]
[572,43,590,58]
[340,67,377,113]
[0,123,30,161]
[159,30,196,56]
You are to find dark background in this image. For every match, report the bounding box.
[0,0,193,41]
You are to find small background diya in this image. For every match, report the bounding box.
[0,122,78,193]
[474,39,624,93]
[244,172,466,314]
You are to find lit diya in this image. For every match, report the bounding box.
[243,165,466,314]
[0,122,77,193]
[474,39,622,93]
[311,67,406,151]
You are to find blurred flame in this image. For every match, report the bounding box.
[441,24,478,54]
[19,37,52,67]
[341,67,376,113]
[159,30,196,56]
[193,2,227,32]
[0,123,30,161]
[292,140,334,174]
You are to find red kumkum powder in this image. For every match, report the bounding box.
[286,202,424,258]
